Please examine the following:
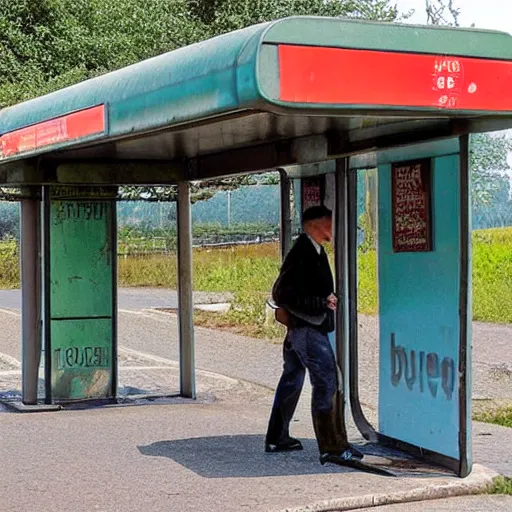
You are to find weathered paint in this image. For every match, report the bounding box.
[377,139,471,470]
[262,17,512,60]
[47,186,116,402]
[50,319,113,401]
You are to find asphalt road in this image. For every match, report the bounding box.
[0,288,511,406]
[0,288,230,311]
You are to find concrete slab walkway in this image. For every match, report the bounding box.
[0,293,510,511]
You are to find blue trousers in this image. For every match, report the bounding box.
[265,326,348,454]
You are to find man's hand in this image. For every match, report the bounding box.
[327,293,338,311]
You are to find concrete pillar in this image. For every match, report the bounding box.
[177,182,196,398]
[20,194,41,405]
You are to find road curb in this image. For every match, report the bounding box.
[276,464,499,512]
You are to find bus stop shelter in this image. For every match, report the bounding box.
[1,16,512,478]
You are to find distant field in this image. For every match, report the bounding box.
[0,227,511,324]
[472,228,512,323]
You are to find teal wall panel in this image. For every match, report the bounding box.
[47,187,116,402]
[50,201,113,318]
[377,140,470,464]
[51,319,113,401]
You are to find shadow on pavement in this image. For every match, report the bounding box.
[138,434,355,478]
[139,435,454,479]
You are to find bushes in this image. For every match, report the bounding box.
[0,240,19,289]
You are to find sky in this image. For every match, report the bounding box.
[394,0,512,34]
[394,0,512,174]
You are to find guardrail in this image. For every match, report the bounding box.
[0,233,288,257]
[117,234,281,256]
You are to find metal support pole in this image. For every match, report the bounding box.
[334,159,349,410]
[227,190,231,227]
[177,181,196,398]
[279,169,292,261]
[347,167,376,440]
[42,186,52,404]
[20,194,41,405]
[110,195,119,400]
[458,133,471,477]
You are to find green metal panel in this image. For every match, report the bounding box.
[50,319,113,401]
[50,200,113,318]
[47,186,116,402]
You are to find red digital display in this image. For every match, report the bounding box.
[0,105,105,159]
[278,45,512,111]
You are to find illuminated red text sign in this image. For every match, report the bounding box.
[278,45,512,111]
[0,105,105,159]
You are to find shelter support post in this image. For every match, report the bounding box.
[279,169,292,261]
[347,165,377,440]
[177,181,196,398]
[20,191,41,405]
[334,159,350,417]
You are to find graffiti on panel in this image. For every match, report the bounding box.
[54,346,110,370]
[54,202,106,222]
[390,333,455,400]
[433,58,463,109]
[391,159,432,252]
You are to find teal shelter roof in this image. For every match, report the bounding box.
[1,16,512,179]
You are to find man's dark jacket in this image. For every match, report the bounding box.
[272,234,334,334]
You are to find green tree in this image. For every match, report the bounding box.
[188,0,398,36]
[425,0,460,26]
[0,202,19,238]
[1,0,400,108]
[0,0,400,203]
[470,132,512,210]
[472,176,512,228]
[0,0,199,108]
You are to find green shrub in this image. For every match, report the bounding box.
[487,476,512,495]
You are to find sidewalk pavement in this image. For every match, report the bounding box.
[0,306,511,511]
[0,355,509,512]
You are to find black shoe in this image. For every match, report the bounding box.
[265,437,303,453]
[349,444,364,459]
[319,449,353,465]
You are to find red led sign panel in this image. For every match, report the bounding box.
[278,45,512,111]
[0,105,105,159]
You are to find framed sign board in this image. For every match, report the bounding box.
[301,176,325,212]
[391,159,432,252]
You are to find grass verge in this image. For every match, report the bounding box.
[487,476,512,495]
[0,227,511,331]
[474,405,512,428]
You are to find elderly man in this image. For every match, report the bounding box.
[265,205,362,465]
